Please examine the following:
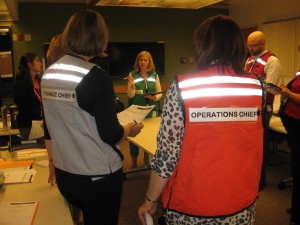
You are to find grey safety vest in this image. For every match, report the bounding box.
[41,55,122,176]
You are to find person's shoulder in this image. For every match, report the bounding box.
[88,65,110,79]
[81,65,112,88]
[267,54,281,65]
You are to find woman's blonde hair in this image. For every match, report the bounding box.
[61,9,109,57]
[133,51,156,72]
[46,34,65,68]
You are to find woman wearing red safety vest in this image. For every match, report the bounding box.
[138,15,265,225]
[279,69,300,225]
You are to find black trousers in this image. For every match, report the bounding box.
[260,107,273,188]
[281,114,300,222]
[55,167,123,225]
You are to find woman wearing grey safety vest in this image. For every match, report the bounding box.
[41,9,143,225]
[138,15,265,225]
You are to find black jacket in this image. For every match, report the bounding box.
[13,75,42,128]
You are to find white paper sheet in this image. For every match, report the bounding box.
[0,201,39,225]
[145,213,154,225]
[28,120,44,140]
[117,104,155,125]
[1,167,37,184]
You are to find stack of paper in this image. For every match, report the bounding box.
[145,213,154,225]
[0,160,37,184]
[13,148,48,159]
[28,120,44,140]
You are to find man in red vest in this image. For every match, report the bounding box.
[244,31,282,191]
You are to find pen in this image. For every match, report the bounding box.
[133,120,138,124]
[29,175,33,182]
[11,201,36,205]
[137,107,152,110]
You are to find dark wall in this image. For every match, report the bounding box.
[1,3,227,83]
[0,3,227,105]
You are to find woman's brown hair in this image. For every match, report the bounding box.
[194,15,246,74]
[61,9,109,57]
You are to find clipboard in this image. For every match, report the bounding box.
[142,91,165,96]
[266,83,282,95]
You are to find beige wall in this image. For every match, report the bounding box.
[229,0,300,28]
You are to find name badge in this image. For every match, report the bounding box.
[42,88,76,102]
[189,107,259,122]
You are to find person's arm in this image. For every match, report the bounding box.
[280,84,300,104]
[138,172,168,225]
[138,82,184,224]
[265,56,281,85]
[117,121,144,145]
[154,75,162,101]
[41,104,56,185]
[144,74,163,101]
[76,67,142,145]
[127,73,136,98]
[45,139,56,185]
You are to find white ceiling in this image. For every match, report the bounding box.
[0,0,232,21]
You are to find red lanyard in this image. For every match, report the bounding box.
[34,79,41,103]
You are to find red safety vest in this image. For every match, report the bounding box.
[162,67,264,217]
[244,51,274,104]
[284,70,300,120]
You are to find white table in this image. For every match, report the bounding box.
[127,117,161,155]
[125,117,161,174]
[0,158,73,225]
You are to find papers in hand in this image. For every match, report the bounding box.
[28,120,44,140]
[142,91,165,96]
[145,213,154,225]
[117,104,155,125]
[266,83,282,95]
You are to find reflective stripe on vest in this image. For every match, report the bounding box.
[129,71,160,113]
[179,75,262,99]
[42,58,93,103]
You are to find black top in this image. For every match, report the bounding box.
[13,75,42,129]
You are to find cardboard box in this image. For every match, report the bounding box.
[0,53,13,78]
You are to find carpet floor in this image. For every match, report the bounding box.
[119,139,293,225]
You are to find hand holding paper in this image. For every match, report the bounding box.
[145,212,154,225]
[128,122,144,137]
[117,104,155,125]
[266,83,282,95]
